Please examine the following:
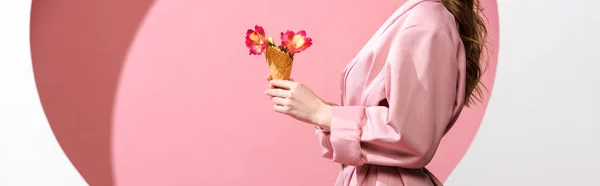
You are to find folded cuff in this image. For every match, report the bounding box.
[329,106,365,166]
[314,127,333,159]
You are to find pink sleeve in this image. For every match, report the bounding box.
[315,127,333,159]
[314,101,338,159]
[321,25,461,168]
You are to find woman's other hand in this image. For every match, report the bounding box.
[264,77,331,129]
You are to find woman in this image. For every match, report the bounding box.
[264,0,487,185]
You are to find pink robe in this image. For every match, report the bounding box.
[315,0,466,185]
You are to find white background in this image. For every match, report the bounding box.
[1,0,599,185]
[0,1,87,186]
[446,0,600,185]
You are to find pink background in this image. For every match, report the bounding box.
[30,0,498,185]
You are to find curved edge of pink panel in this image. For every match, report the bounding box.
[29,1,159,185]
[428,0,500,182]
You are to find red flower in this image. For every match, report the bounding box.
[280,30,313,55]
[245,25,267,55]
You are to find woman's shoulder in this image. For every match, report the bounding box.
[401,1,457,31]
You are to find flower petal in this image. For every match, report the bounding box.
[280,30,295,50]
[292,35,305,48]
[296,37,312,53]
[255,25,266,39]
[297,30,307,37]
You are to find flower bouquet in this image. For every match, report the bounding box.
[245,25,313,80]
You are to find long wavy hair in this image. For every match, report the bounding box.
[441,0,488,107]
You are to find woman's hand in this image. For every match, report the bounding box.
[264,75,332,129]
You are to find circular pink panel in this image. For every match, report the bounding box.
[31,0,498,185]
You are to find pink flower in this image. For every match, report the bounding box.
[245,25,267,55]
[280,30,313,55]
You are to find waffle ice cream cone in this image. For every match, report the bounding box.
[265,46,293,80]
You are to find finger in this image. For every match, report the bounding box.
[267,95,281,105]
[265,88,291,98]
[269,80,296,90]
[273,104,290,114]
[266,75,274,89]
[269,96,289,106]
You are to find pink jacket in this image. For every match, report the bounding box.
[315,0,466,185]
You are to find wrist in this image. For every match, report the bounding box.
[315,103,332,130]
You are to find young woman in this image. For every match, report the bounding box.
[264,0,487,185]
